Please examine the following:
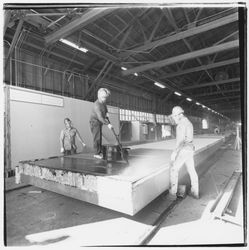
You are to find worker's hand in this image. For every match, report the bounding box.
[82,142,86,147]
[60,147,65,153]
[170,151,177,162]
[108,123,113,130]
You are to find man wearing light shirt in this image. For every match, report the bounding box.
[169,106,199,200]
[89,88,113,159]
[60,118,86,155]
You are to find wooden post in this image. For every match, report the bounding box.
[234,124,242,150]
[4,85,11,176]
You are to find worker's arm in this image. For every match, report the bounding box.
[175,124,186,152]
[60,130,65,153]
[106,115,113,129]
[171,124,185,161]
[75,129,86,147]
[94,103,109,125]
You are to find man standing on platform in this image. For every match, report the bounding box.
[169,106,199,200]
[89,88,113,159]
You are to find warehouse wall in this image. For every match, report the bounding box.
[5,47,158,115]
[7,85,119,169]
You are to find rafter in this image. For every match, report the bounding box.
[119,13,238,58]
[183,77,240,90]
[194,88,240,97]
[149,13,164,42]
[203,95,240,102]
[4,10,12,35]
[122,40,239,76]
[109,9,148,44]
[159,58,239,79]
[5,18,24,68]
[45,8,113,44]
[217,109,240,113]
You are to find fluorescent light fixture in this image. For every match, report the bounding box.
[121,67,127,71]
[174,91,182,96]
[196,102,200,105]
[154,82,166,88]
[79,47,88,53]
[202,105,205,108]
[60,38,88,53]
[186,98,192,101]
[134,73,138,76]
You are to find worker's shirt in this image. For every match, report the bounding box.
[60,128,77,150]
[176,116,194,150]
[89,100,109,125]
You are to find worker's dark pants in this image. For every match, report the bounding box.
[90,120,102,155]
[64,148,76,155]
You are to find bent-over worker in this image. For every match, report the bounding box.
[89,88,113,159]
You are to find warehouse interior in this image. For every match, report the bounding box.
[3,3,246,247]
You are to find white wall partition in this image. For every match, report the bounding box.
[7,85,119,169]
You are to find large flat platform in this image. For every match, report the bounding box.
[16,136,225,215]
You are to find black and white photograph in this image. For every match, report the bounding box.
[2,1,247,247]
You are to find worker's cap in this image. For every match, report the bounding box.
[171,106,184,116]
[98,88,111,97]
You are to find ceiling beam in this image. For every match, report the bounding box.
[82,39,119,63]
[5,18,24,68]
[203,95,240,102]
[6,34,156,95]
[120,13,238,58]
[194,88,240,97]
[45,8,113,44]
[183,77,240,90]
[110,9,149,44]
[149,13,164,42]
[122,40,239,76]
[217,109,240,113]
[4,10,12,35]
[159,57,239,79]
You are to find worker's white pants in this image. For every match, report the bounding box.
[169,148,199,196]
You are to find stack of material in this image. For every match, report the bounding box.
[15,164,98,191]
[211,170,242,225]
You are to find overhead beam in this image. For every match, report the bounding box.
[149,13,164,42]
[45,8,113,44]
[5,18,24,68]
[218,109,240,113]
[183,77,240,90]
[159,57,240,79]
[120,13,238,58]
[118,25,133,51]
[65,36,180,94]
[83,40,119,63]
[5,33,156,95]
[110,9,149,44]
[4,10,12,35]
[158,91,173,109]
[194,88,240,97]
[203,95,240,102]
[122,40,239,76]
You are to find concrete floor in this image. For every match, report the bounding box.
[5,138,245,246]
[149,148,244,245]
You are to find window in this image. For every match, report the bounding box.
[202,119,208,129]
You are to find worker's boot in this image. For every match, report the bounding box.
[177,185,187,198]
[168,192,177,201]
[189,188,199,199]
